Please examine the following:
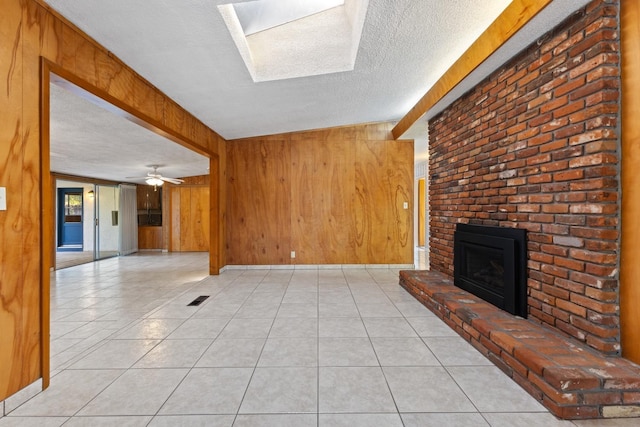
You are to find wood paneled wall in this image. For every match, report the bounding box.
[168,176,211,252]
[0,0,224,400]
[170,185,210,252]
[138,226,163,249]
[226,124,414,265]
[0,0,42,402]
[621,0,640,364]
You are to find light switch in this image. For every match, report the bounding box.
[403,202,409,209]
[0,187,6,211]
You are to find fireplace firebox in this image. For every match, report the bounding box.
[453,224,527,318]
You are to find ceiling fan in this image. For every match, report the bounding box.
[127,165,184,187]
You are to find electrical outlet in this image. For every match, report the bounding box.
[0,187,6,211]
[291,251,296,258]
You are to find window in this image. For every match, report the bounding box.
[64,192,82,222]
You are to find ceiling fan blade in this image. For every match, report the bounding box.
[128,167,183,184]
[161,176,184,184]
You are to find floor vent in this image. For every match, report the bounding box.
[187,296,210,306]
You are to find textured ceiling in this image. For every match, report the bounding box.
[46,0,513,139]
[50,84,209,185]
[45,0,591,182]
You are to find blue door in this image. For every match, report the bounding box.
[57,188,83,251]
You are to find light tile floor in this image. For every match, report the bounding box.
[0,252,636,426]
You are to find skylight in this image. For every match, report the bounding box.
[233,0,345,36]
[219,0,369,82]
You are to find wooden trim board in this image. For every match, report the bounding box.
[620,0,640,364]
[392,0,552,139]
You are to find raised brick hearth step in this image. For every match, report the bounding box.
[399,270,640,420]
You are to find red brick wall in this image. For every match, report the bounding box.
[428,0,620,355]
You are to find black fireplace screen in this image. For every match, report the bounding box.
[464,245,504,291]
[454,224,527,318]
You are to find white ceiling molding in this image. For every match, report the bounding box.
[219,0,368,82]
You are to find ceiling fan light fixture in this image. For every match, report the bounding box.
[145,177,164,186]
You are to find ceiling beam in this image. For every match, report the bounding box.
[391,0,553,140]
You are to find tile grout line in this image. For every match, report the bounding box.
[147,274,239,424]
[230,268,286,423]
[11,255,571,424]
[360,269,406,425]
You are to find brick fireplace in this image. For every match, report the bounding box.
[400,0,640,419]
[429,0,620,355]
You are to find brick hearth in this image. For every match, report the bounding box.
[399,270,640,420]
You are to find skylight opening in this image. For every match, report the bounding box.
[219,0,369,82]
[233,0,345,36]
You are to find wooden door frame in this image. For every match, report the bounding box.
[40,59,221,390]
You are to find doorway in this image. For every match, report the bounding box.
[54,180,121,269]
[31,55,219,406]
[57,187,84,251]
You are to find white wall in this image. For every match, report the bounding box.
[96,185,119,252]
